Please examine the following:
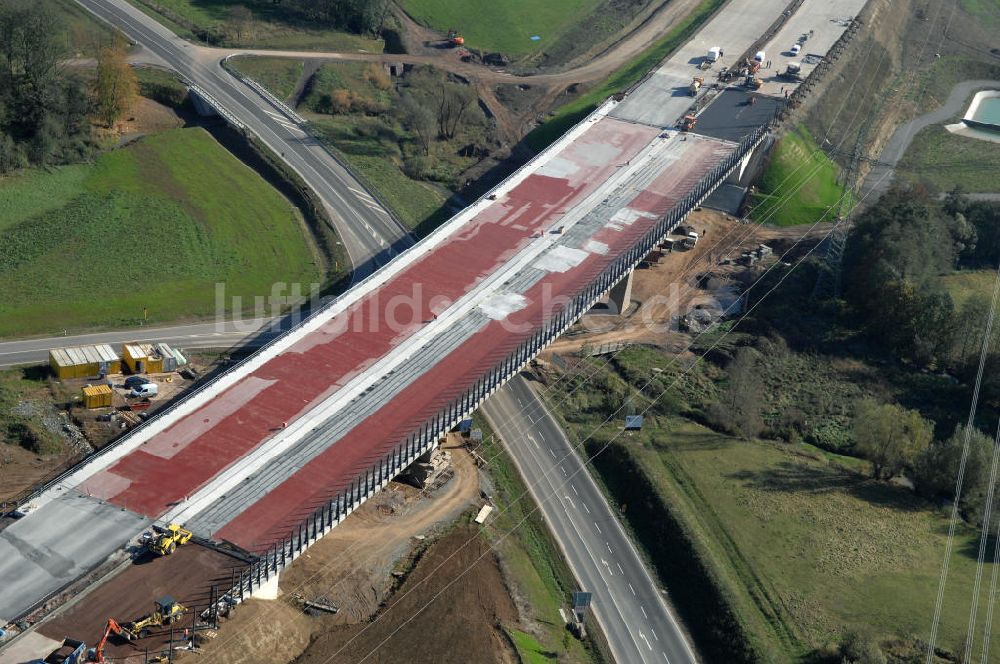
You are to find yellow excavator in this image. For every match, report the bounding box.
[123,597,187,639]
[148,523,193,556]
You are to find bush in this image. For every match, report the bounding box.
[365,63,392,90]
[839,630,886,664]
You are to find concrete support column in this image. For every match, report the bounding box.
[606,269,635,315]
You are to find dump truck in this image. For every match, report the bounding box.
[689,76,704,95]
[26,638,85,664]
[123,597,187,639]
[148,523,193,556]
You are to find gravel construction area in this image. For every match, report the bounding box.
[37,544,239,662]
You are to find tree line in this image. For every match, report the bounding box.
[269,0,390,36]
[0,2,139,174]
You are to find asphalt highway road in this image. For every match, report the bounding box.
[483,376,697,664]
[0,319,276,368]
[74,0,413,278]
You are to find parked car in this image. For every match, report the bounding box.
[790,43,801,55]
[124,375,151,389]
[129,383,159,399]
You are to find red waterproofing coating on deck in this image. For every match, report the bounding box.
[215,137,733,550]
[79,117,662,518]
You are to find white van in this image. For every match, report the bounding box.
[129,383,158,398]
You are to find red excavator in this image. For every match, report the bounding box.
[92,619,136,663]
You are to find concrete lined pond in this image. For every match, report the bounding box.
[947,89,1000,143]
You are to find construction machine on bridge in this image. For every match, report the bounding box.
[689,76,704,96]
[148,523,193,556]
[680,114,698,132]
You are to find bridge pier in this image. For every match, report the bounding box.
[605,270,635,315]
[255,572,280,600]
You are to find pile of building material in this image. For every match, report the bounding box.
[738,243,773,266]
[402,448,452,489]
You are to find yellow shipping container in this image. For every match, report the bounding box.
[122,343,164,374]
[50,345,121,379]
[82,384,114,409]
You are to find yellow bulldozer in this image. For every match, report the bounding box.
[123,597,187,639]
[148,523,193,556]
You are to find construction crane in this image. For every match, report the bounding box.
[91,619,135,663]
[148,523,193,556]
[123,597,187,639]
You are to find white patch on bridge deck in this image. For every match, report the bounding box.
[534,246,590,273]
[479,292,530,320]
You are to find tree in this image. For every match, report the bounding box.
[708,347,764,439]
[94,41,138,128]
[852,399,933,480]
[226,6,255,43]
[915,425,996,525]
[398,93,435,155]
[436,79,475,139]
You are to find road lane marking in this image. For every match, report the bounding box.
[652,629,659,642]
[640,632,652,651]
[629,582,636,596]
[583,502,591,514]
[641,605,648,619]
[606,541,613,553]
[571,484,579,496]
[549,449,556,458]
[594,521,602,534]
[618,562,624,575]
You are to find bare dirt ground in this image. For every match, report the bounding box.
[545,209,834,356]
[0,444,76,504]
[289,526,518,664]
[189,444,483,664]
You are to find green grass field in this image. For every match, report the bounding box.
[525,0,725,151]
[123,0,384,50]
[752,125,848,227]
[542,341,993,659]
[44,0,116,57]
[230,56,304,101]
[899,125,1000,193]
[399,0,602,56]
[940,269,998,306]
[0,127,322,338]
[628,420,997,659]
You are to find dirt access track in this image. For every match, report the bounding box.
[161,0,709,144]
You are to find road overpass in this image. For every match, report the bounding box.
[0,0,873,660]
